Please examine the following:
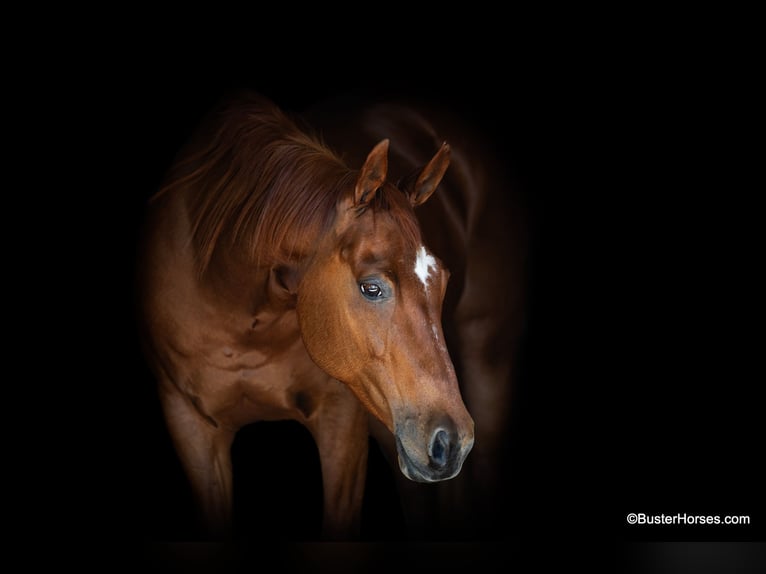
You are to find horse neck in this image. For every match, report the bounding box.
[200,225,320,315]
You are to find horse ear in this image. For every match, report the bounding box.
[354,139,389,207]
[400,141,450,207]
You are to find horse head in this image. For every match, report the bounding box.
[296,139,474,482]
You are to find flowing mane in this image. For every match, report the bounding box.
[152,92,422,275]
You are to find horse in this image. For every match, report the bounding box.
[137,90,525,540]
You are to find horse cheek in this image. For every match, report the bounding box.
[297,276,353,381]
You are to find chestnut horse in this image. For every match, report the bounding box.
[138,92,483,539]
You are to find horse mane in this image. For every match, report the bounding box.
[152,91,421,276]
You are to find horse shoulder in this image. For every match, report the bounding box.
[139,188,336,429]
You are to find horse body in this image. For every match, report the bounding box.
[138,93,478,539]
[141,180,350,535]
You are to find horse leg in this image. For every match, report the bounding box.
[304,384,369,540]
[158,383,235,538]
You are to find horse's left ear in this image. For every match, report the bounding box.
[355,139,389,207]
[400,141,451,207]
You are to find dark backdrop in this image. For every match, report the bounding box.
[48,23,762,571]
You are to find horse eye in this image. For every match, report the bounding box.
[359,281,383,299]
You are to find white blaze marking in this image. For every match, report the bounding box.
[414,245,437,290]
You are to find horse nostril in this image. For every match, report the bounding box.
[428,428,450,468]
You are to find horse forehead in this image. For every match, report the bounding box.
[339,217,409,256]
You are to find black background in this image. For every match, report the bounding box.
[33,13,763,572]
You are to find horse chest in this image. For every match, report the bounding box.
[194,315,329,427]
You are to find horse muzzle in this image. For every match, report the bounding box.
[394,414,474,483]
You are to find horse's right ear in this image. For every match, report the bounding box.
[399,141,450,207]
[354,139,389,207]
